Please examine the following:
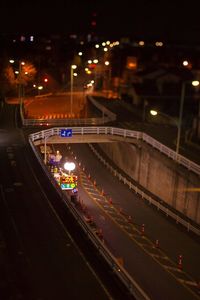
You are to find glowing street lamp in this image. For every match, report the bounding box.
[176,80,199,154]
[150,110,158,116]
[18,61,25,113]
[64,162,76,174]
[70,64,77,116]
[150,79,200,155]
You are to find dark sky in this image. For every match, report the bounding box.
[1,0,200,44]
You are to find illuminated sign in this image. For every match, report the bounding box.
[61,174,77,184]
[61,183,77,190]
[60,129,72,137]
[60,174,78,190]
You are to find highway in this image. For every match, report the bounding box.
[0,102,135,300]
[1,93,200,300]
[51,142,200,300]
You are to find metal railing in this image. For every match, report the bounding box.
[23,117,111,126]
[88,144,200,236]
[29,126,200,176]
[21,95,116,126]
[29,137,150,300]
[28,125,200,299]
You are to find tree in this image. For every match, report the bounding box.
[2,61,37,97]
[15,62,37,86]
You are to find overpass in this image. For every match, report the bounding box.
[28,125,200,300]
[29,126,200,234]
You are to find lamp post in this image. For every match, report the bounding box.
[150,79,199,155]
[18,61,25,114]
[44,135,49,164]
[104,60,111,91]
[64,162,75,175]
[70,65,77,116]
[9,59,25,114]
[176,80,199,154]
[44,133,54,164]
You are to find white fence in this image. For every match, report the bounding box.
[29,135,150,300]
[21,95,116,126]
[29,126,200,176]
[28,125,200,299]
[88,144,200,236]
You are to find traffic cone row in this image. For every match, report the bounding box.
[155,239,159,249]
[178,254,183,270]
[119,207,123,214]
[128,215,132,223]
[97,228,103,239]
[141,224,145,236]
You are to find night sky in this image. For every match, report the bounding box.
[0,0,199,44]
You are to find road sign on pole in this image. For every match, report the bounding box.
[60,129,72,137]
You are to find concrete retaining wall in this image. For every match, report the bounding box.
[98,141,200,225]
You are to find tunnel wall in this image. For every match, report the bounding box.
[98,142,200,225]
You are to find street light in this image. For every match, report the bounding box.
[44,134,51,164]
[150,79,200,155]
[176,80,199,154]
[150,109,178,126]
[18,61,25,114]
[9,59,25,113]
[70,65,77,116]
[64,162,76,174]
[104,61,111,91]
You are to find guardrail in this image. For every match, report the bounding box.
[29,126,200,176]
[88,144,200,237]
[29,137,151,300]
[21,94,116,126]
[23,117,111,126]
[29,125,200,298]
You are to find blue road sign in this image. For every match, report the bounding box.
[60,129,72,137]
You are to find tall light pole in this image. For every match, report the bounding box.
[150,79,200,155]
[176,80,199,154]
[9,59,25,114]
[18,61,25,114]
[70,64,77,116]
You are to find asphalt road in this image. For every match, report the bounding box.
[53,142,200,300]
[0,103,135,300]
[1,93,200,300]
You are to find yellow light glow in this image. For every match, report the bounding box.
[71,65,77,70]
[139,41,145,46]
[155,41,163,47]
[150,110,158,116]
[183,60,189,66]
[192,80,199,87]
